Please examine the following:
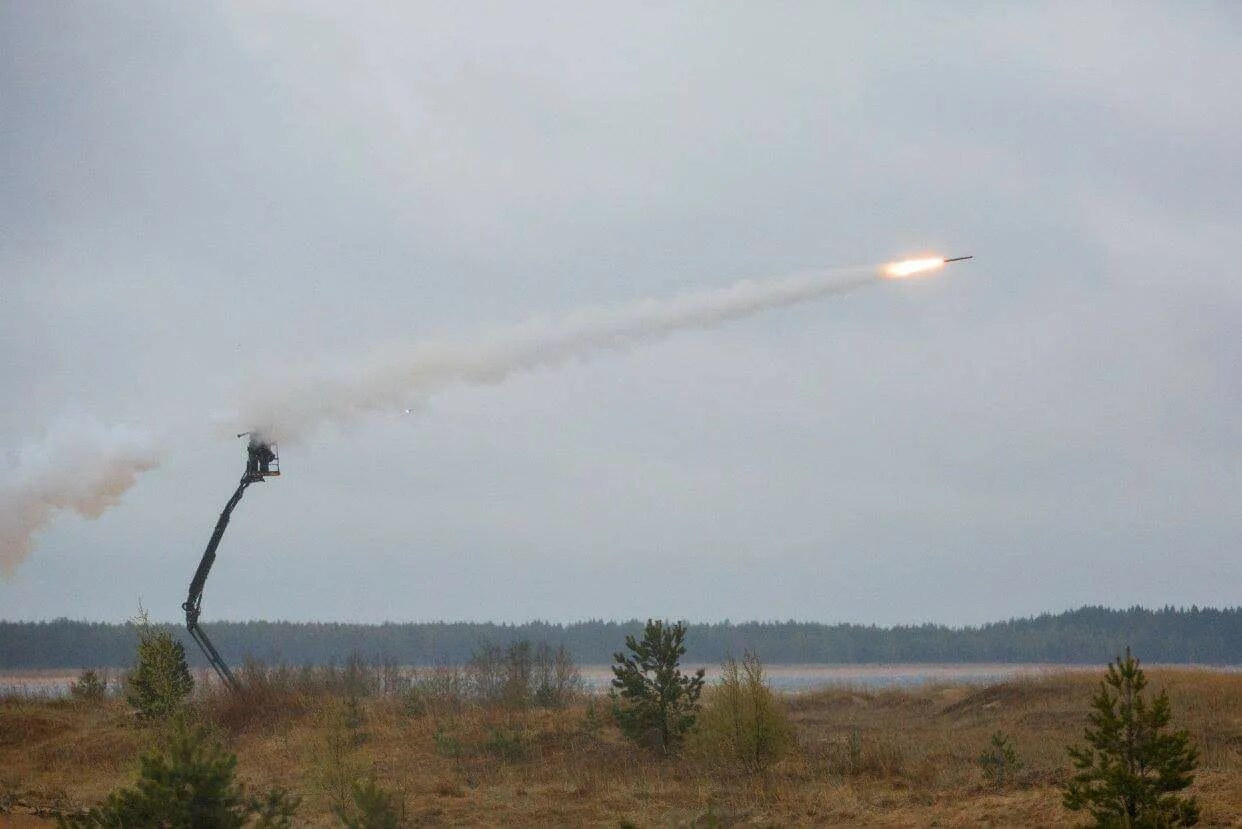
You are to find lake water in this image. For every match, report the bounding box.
[1,662,1203,698]
[579,662,1104,691]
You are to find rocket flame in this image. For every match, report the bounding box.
[882,257,946,279]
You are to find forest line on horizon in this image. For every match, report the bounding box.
[2,605,1238,669]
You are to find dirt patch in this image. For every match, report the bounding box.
[940,680,1071,718]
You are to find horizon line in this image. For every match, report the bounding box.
[3,603,1237,630]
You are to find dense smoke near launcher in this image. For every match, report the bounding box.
[0,257,962,568]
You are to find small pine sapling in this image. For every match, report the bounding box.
[977,731,1021,789]
[1063,648,1200,826]
[333,776,404,829]
[59,714,298,827]
[610,619,705,754]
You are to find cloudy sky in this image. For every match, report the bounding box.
[2,3,1239,625]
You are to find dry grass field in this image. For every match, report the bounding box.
[1,668,1239,826]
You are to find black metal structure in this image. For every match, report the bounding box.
[182,434,280,690]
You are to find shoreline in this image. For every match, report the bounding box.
[5,661,1238,696]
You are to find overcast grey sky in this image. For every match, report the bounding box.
[2,3,1239,625]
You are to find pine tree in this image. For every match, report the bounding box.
[59,714,299,827]
[1063,647,1200,826]
[978,731,1021,790]
[610,619,705,753]
[334,777,404,828]
[69,668,108,702]
[126,613,194,719]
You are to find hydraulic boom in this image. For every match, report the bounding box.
[182,435,279,690]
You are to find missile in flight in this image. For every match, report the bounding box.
[882,254,974,278]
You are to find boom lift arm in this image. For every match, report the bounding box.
[182,435,279,690]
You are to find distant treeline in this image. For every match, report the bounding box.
[1,606,1238,669]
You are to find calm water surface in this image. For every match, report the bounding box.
[10,663,1236,697]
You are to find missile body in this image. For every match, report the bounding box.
[944,255,973,263]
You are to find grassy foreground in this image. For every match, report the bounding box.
[1,668,1239,826]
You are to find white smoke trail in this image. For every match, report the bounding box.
[2,264,880,569]
[238,266,878,440]
[0,419,161,574]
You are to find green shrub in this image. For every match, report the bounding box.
[70,668,108,702]
[977,730,1021,789]
[333,776,404,828]
[581,696,604,737]
[307,702,367,816]
[690,651,792,773]
[343,691,367,745]
[58,714,298,827]
[342,653,375,699]
[485,727,530,763]
[126,614,193,719]
[432,723,463,760]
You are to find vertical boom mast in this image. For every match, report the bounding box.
[182,435,280,691]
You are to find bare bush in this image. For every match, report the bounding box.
[501,640,534,709]
[204,660,309,734]
[468,638,582,710]
[690,651,792,773]
[534,643,584,709]
[408,657,467,717]
[467,642,506,706]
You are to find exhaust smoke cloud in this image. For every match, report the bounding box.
[0,419,160,574]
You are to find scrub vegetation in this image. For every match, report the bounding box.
[1,642,1237,825]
